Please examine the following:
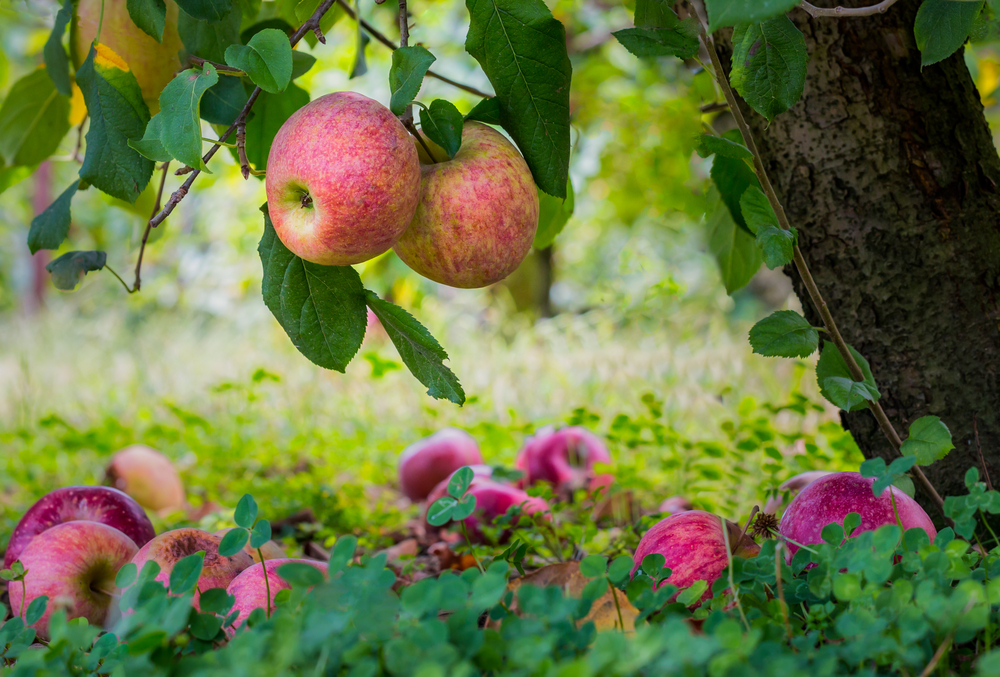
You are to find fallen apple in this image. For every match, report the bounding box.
[266,92,421,266]
[515,426,612,495]
[762,470,833,515]
[106,444,186,513]
[226,558,328,628]
[214,528,286,563]
[657,496,694,515]
[5,486,155,569]
[8,521,138,640]
[398,428,484,502]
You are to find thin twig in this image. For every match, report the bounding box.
[237,121,250,180]
[976,414,994,492]
[132,161,170,292]
[739,505,760,545]
[405,120,440,162]
[798,0,899,18]
[187,56,245,74]
[398,0,413,125]
[72,116,87,163]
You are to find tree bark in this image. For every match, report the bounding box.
[722,0,1000,516]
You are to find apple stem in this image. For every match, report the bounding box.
[407,123,441,163]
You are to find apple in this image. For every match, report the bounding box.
[5,486,155,569]
[226,558,328,628]
[763,470,833,515]
[265,92,421,266]
[106,444,186,513]
[72,0,184,113]
[779,471,937,557]
[426,477,549,543]
[128,528,253,609]
[631,510,760,605]
[214,528,286,563]
[657,496,694,515]
[515,426,612,494]
[8,521,138,640]
[398,428,484,502]
[393,122,539,289]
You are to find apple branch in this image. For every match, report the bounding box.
[798,0,899,18]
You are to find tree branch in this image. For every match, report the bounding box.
[798,0,899,18]
[132,161,170,293]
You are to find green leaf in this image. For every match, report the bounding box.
[864,456,917,496]
[115,563,138,589]
[241,82,309,173]
[706,0,800,31]
[534,178,574,249]
[696,134,752,161]
[175,0,233,22]
[293,0,344,48]
[419,99,463,159]
[349,0,369,79]
[608,556,633,585]
[364,291,466,405]
[755,224,797,269]
[635,0,679,27]
[579,555,608,578]
[914,0,984,66]
[200,76,249,126]
[197,588,235,615]
[452,495,477,520]
[127,0,167,41]
[448,467,475,498]
[276,562,325,587]
[710,132,760,235]
[748,310,819,358]
[234,494,259,528]
[28,180,79,254]
[218,527,249,557]
[156,64,219,171]
[730,15,807,121]
[178,6,242,63]
[328,535,357,573]
[613,25,699,59]
[129,113,172,162]
[465,0,572,198]
[815,342,878,412]
[465,97,500,125]
[189,612,222,641]
[428,496,459,526]
[292,51,317,81]
[822,376,880,411]
[249,520,272,549]
[675,580,708,606]
[258,207,368,372]
[45,251,106,291]
[225,29,293,94]
[0,69,71,167]
[582,577,608,601]
[900,416,955,466]
[25,596,48,626]
[707,196,762,295]
[44,0,74,96]
[76,45,153,202]
[168,552,205,594]
[388,46,436,116]
[738,184,775,233]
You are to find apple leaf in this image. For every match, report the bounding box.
[822,376,880,412]
[613,8,700,60]
[28,180,79,254]
[43,0,74,96]
[250,519,272,548]
[915,0,983,67]
[0,69,72,168]
[705,0,800,31]
[756,224,797,269]
[465,97,500,125]
[218,527,250,557]
[748,310,819,358]
[240,82,309,173]
[900,416,955,466]
[200,76,249,125]
[76,44,153,203]
[277,562,325,587]
[707,196,762,295]
[234,493,259,528]
[168,552,205,594]
[45,251,107,291]
[178,6,242,63]
[730,16,807,122]
[710,131,759,235]
[258,207,368,373]
[465,0,572,198]
[696,134,752,161]
[292,51,317,81]
[127,0,167,42]
[225,28,293,94]
[129,113,172,162]
[175,0,232,22]
[739,185,776,232]
[364,291,466,405]
[389,46,436,116]
[534,178,574,249]
[420,99,463,159]
[156,64,220,171]
[816,342,879,412]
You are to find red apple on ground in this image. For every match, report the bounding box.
[398,428,484,502]
[631,510,760,605]
[763,470,833,515]
[226,558,328,628]
[8,521,138,639]
[5,486,155,569]
[106,444,186,513]
[515,426,612,494]
[779,472,937,557]
[128,528,253,609]
[214,528,286,563]
[658,496,694,515]
[393,122,539,289]
[426,478,549,543]
[266,92,421,266]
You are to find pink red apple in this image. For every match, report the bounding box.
[398,428,484,502]
[426,477,549,543]
[393,122,539,289]
[657,496,694,515]
[763,470,833,515]
[779,471,936,557]
[226,558,328,628]
[515,426,612,495]
[214,528,286,563]
[5,486,154,569]
[266,92,421,266]
[128,528,253,609]
[8,521,138,639]
[106,444,186,513]
[631,510,760,604]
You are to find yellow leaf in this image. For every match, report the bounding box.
[70,82,87,126]
[94,43,129,72]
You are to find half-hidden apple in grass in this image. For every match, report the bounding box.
[226,558,328,628]
[265,92,421,266]
[515,426,612,494]
[399,428,484,502]
[8,521,138,640]
[393,122,539,289]
[5,486,155,569]
[106,444,186,513]
[762,470,833,515]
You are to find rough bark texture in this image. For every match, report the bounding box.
[723,0,1000,520]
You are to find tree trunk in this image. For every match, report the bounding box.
[722,0,1000,518]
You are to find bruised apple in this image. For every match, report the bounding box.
[398,428,484,502]
[106,444,186,513]
[515,426,612,495]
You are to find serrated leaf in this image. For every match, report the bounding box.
[365,291,465,404]
[44,0,74,96]
[129,113,172,162]
[613,24,699,59]
[225,29,293,94]
[218,527,249,557]
[45,250,106,291]
[419,99,463,159]
[156,64,219,171]
[234,494,259,528]
[755,224,797,269]
[465,0,571,198]
[0,69,72,167]
[258,207,368,371]
[28,180,79,254]
[389,46,436,116]
[748,310,818,358]
[707,195,762,295]
[175,0,232,22]
[900,416,955,465]
[697,134,752,160]
[465,97,500,124]
[250,520,272,549]
[634,0,674,27]
[240,82,309,173]
[823,376,880,411]
[178,6,242,63]
[706,0,800,31]
[127,0,167,41]
[534,178,574,249]
[730,16,807,121]
[816,342,878,412]
[200,76,249,126]
[76,44,153,202]
[168,552,205,594]
[914,0,983,66]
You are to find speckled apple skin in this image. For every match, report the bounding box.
[265,92,421,266]
[226,558,328,628]
[393,122,539,289]
[398,428,484,502]
[779,472,937,557]
[9,521,138,639]
[129,528,253,609]
[5,486,154,569]
[515,426,611,493]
